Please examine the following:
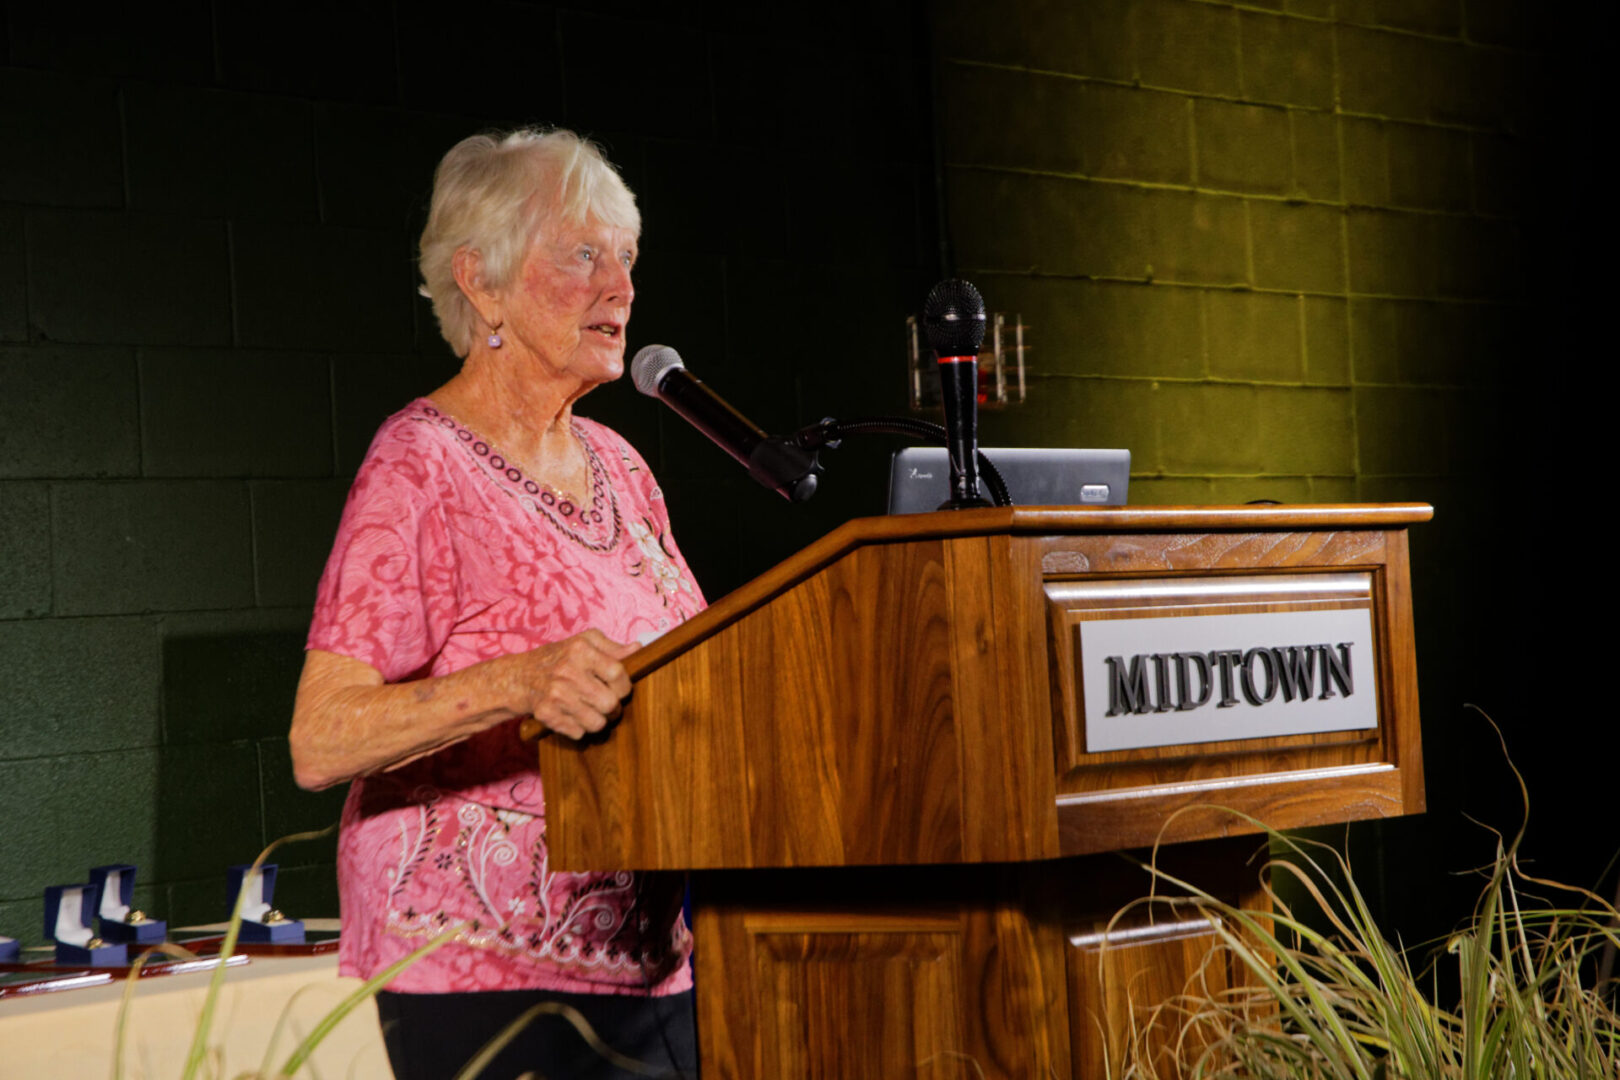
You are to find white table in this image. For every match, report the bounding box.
[0,922,390,1079]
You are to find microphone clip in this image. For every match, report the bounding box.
[747,437,822,503]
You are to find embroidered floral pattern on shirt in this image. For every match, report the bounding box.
[627,516,696,606]
[413,404,622,553]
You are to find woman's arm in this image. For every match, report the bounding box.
[288,630,636,791]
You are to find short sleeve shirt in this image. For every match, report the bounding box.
[307,400,705,994]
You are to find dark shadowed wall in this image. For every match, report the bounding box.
[0,0,938,943]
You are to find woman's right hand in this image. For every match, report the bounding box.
[290,630,639,789]
[506,629,636,740]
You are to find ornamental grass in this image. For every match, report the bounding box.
[1114,730,1620,1080]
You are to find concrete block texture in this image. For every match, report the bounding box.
[641,141,791,258]
[1349,210,1520,300]
[0,345,140,478]
[3,0,215,83]
[942,66,1192,185]
[1159,381,1263,472]
[232,221,414,352]
[258,738,347,865]
[25,210,232,347]
[949,169,1248,285]
[1,208,25,342]
[252,480,353,608]
[51,480,254,615]
[0,69,123,208]
[139,349,333,477]
[331,352,463,475]
[396,5,563,119]
[1255,385,1356,475]
[1133,0,1241,97]
[1291,112,1342,202]
[1337,24,1528,129]
[1338,0,1464,36]
[1355,385,1453,475]
[971,275,1204,379]
[1386,123,1473,212]
[1195,100,1293,195]
[1009,376,1162,471]
[1302,297,1351,385]
[162,621,310,745]
[0,616,161,761]
[933,0,1135,80]
[1341,117,1390,207]
[1161,382,1354,475]
[1204,290,1304,382]
[561,13,713,141]
[0,483,51,618]
[315,106,479,232]
[213,2,399,104]
[1248,201,1346,294]
[124,85,318,222]
[150,740,265,882]
[1350,298,1490,386]
[1239,11,1336,109]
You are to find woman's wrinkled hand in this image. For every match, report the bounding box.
[509,629,636,741]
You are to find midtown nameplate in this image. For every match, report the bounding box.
[1079,607,1378,753]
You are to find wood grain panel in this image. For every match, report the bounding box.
[1057,763,1405,855]
[1040,529,1388,577]
[742,564,846,866]
[693,865,1075,1080]
[754,929,965,1078]
[1070,918,1231,1080]
[834,541,962,866]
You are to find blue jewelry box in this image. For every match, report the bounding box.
[226,864,305,944]
[43,884,128,966]
[1,935,18,962]
[88,864,167,945]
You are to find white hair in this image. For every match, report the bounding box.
[418,128,641,356]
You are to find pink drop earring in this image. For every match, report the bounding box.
[487,327,504,349]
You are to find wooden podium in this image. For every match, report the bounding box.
[536,504,1430,1078]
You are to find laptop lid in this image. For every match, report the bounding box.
[886,447,1131,514]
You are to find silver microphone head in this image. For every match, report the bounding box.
[631,344,685,397]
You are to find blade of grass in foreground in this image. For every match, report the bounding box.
[273,923,461,1077]
[181,825,335,1080]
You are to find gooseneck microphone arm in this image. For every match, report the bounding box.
[791,415,1012,508]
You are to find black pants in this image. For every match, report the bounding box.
[375,987,698,1080]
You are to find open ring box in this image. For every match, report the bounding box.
[43,883,128,966]
[89,864,167,945]
[226,864,305,944]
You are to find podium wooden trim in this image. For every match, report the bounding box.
[535,503,1430,1079]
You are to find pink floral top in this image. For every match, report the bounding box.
[306,399,705,995]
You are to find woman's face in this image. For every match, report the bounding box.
[500,213,638,388]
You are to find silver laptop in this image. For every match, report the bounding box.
[886,447,1131,514]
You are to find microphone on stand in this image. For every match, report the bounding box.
[631,344,820,502]
[921,279,992,509]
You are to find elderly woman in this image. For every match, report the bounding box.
[290,129,704,1080]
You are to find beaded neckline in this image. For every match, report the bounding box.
[415,402,622,553]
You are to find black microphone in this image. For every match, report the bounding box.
[631,345,819,502]
[921,279,991,509]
